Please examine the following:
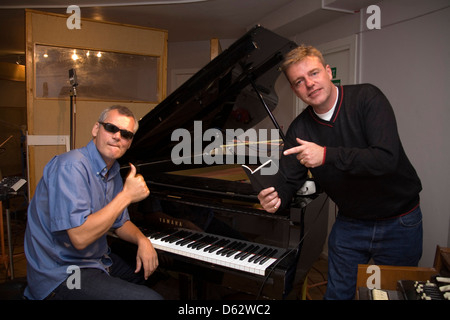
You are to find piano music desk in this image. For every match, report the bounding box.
[168,164,248,181]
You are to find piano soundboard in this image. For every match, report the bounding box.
[146,228,288,276]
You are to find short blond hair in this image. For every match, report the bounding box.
[281,45,326,72]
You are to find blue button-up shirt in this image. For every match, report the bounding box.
[24,140,129,299]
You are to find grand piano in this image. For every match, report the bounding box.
[117,26,329,299]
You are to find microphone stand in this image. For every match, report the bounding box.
[69,69,78,150]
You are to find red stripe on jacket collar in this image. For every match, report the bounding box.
[332,86,343,123]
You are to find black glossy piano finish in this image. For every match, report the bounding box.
[117,26,329,299]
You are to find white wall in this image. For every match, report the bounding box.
[362,1,450,267]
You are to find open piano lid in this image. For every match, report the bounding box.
[120,26,297,167]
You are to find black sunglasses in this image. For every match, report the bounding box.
[98,122,134,140]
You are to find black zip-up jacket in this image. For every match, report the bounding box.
[278,84,422,220]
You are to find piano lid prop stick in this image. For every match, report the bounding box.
[249,78,287,144]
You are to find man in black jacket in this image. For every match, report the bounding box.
[258,45,423,300]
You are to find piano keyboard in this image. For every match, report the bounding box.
[147,229,286,276]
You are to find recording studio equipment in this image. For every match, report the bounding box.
[398,277,450,300]
[360,277,450,300]
[116,26,329,299]
[0,176,27,200]
[69,68,78,88]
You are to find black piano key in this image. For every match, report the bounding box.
[178,233,202,246]
[146,231,159,238]
[196,237,217,250]
[259,249,276,262]
[227,242,247,257]
[259,250,278,265]
[254,248,277,264]
[234,245,252,259]
[147,232,159,239]
[205,239,229,253]
[248,248,264,262]
[175,232,195,245]
[222,241,240,256]
[150,230,173,240]
[188,239,202,249]
[199,237,220,251]
[253,254,267,264]
[216,245,231,255]
[162,230,187,243]
[239,252,252,260]
[192,236,217,250]
[155,233,172,241]
[239,244,259,260]
[258,256,270,265]
[187,234,207,248]
[196,242,210,250]
[216,238,231,248]
[162,236,175,243]
[252,253,265,264]
[188,234,213,250]
[218,240,240,256]
[203,242,217,253]
[267,249,278,258]
[248,247,269,263]
[239,245,260,260]
[207,246,220,253]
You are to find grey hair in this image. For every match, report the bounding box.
[98,105,139,132]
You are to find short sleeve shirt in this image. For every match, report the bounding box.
[24,140,129,300]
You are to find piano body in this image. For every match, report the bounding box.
[117,26,329,299]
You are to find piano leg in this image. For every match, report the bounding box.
[179,272,195,300]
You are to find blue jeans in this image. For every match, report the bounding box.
[324,206,423,300]
[49,252,163,300]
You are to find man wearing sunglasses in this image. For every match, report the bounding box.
[24,105,163,300]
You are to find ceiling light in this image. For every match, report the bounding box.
[72,50,79,60]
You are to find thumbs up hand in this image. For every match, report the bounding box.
[123,163,150,203]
